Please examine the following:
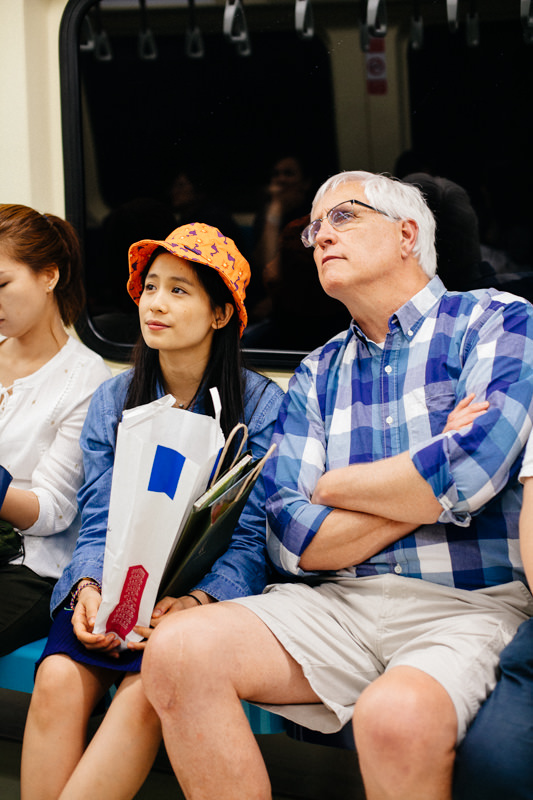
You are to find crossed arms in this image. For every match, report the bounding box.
[300,397,486,571]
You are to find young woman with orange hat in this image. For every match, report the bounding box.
[21,222,284,800]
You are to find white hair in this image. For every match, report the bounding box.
[311,170,437,278]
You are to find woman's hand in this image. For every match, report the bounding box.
[71,583,121,658]
[128,591,214,651]
[443,393,489,434]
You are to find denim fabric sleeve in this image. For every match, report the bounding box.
[264,362,334,577]
[195,372,285,600]
[50,372,131,614]
[410,297,533,525]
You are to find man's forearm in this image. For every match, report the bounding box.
[299,507,417,571]
[312,451,442,525]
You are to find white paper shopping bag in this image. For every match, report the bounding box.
[93,389,225,649]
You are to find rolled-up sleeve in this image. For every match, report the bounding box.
[410,296,533,524]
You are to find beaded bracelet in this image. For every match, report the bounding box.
[70,579,101,610]
[184,593,203,606]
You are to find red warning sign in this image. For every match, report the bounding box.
[366,37,387,95]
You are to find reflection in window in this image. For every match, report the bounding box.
[78,1,337,356]
[66,1,533,365]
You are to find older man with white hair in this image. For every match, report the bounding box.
[143,171,533,800]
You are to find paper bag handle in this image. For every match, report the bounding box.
[209,422,249,488]
[209,387,222,424]
[234,443,277,502]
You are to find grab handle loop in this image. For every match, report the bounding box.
[295,0,314,39]
[447,0,458,32]
[79,15,95,52]
[367,0,387,37]
[521,0,533,28]
[466,11,480,47]
[93,2,113,62]
[223,0,252,56]
[410,0,423,50]
[186,0,205,58]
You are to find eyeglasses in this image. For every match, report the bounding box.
[301,198,388,248]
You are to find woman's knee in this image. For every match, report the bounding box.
[32,655,107,721]
[30,655,81,722]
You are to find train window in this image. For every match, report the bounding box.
[60,0,533,368]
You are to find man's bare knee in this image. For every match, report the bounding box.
[142,601,316,714]
[353,667,457,757]
[142,604,249,714]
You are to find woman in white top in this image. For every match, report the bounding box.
[0,204,111,656]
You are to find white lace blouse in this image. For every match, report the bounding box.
[0,336,111,579]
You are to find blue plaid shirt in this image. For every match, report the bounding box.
[265,277,533,590]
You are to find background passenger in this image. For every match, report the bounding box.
[0,204,111,656]
[402,172,483,292]
[21,222,283,800]
[169,165,245,254]
[248,154,315,321]
[92,197,176,324]
[242,215,352,350]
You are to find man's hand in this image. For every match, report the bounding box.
[129,591,214,651]
[444,393,489,433]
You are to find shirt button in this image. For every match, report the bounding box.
[407,329,414,337]
[394,564,403,574]
[386,415,393,425]
[385,365,392,374]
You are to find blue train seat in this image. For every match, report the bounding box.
[0,637,284,735]
[0,638,47,693]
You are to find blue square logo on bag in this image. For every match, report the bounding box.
[147,446,185,500]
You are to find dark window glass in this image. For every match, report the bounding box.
[60,1,533,367]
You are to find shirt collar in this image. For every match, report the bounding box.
[350,275,447,344]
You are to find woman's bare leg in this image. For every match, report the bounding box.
[58,671,162,800]
[21,654,114,800]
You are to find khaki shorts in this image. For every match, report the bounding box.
[232,575,533,742]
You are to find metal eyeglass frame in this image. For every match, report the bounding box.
[301,198,387,248]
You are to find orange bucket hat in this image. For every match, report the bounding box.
[127,222,250,336]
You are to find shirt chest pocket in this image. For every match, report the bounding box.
[404,382,457,446]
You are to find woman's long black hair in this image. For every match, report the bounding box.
[123,248,245,441]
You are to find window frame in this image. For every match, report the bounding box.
[59,0,312,369]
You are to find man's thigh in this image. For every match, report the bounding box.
[149,599,321,705]
[232,576,531,737]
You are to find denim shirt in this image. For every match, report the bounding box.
[51,368,284,614]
